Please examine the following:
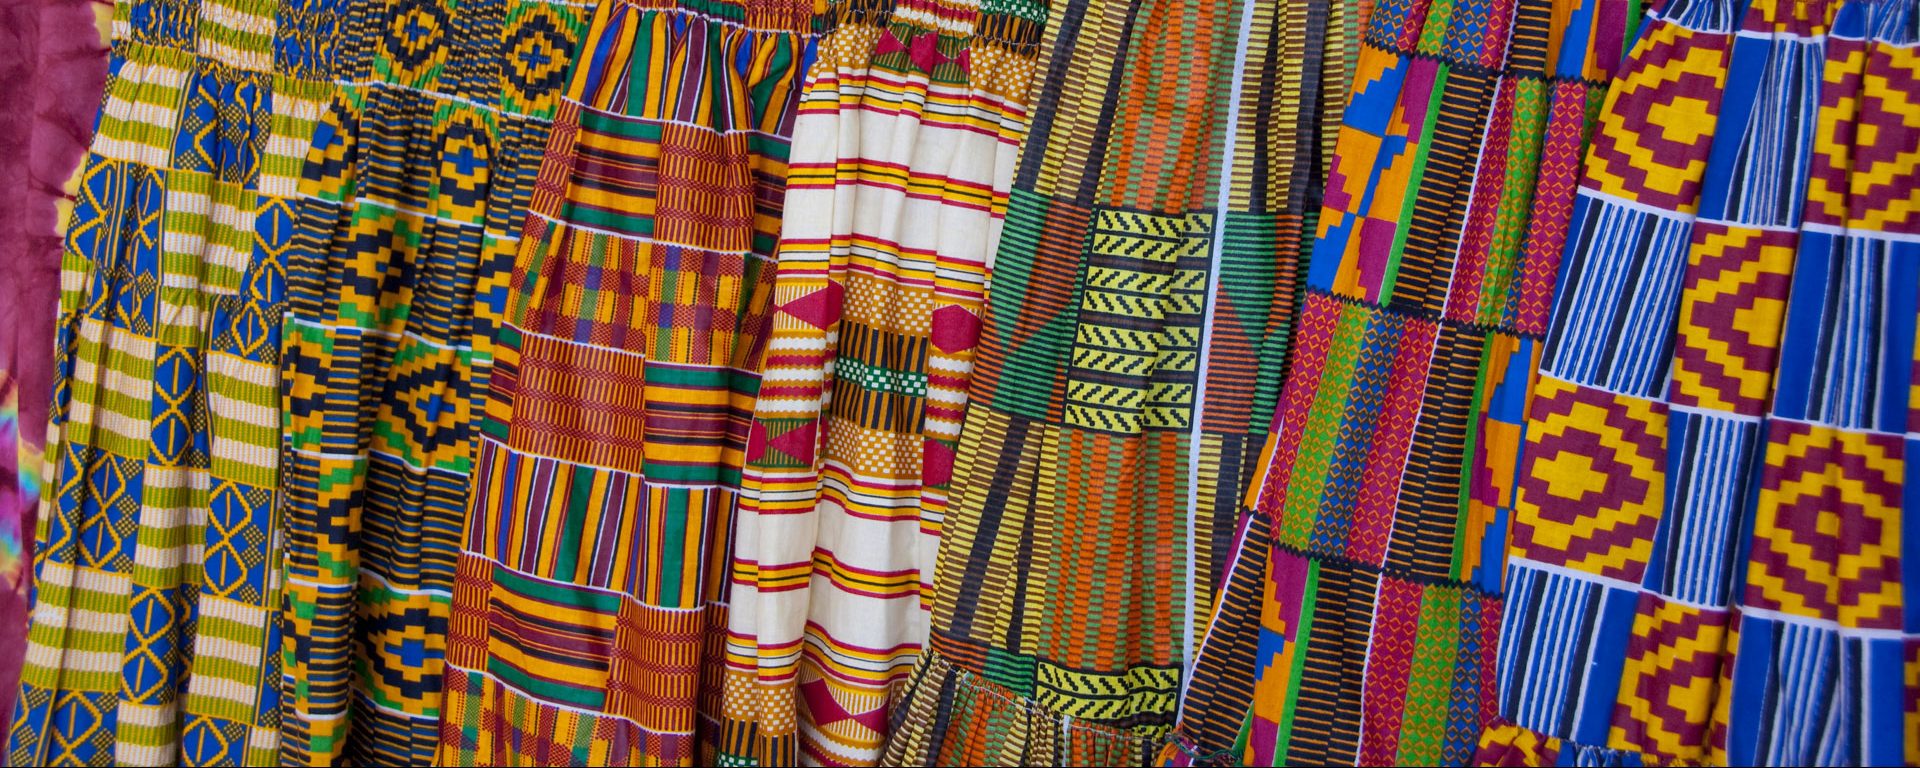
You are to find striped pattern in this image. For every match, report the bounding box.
[1164,0,1643,763]
[876,0,1365,760]
[1478,0,1920,763]
[6,0,344,763]
[717,0,1047,764]
[436,0,817,764]
[274,0,592,761]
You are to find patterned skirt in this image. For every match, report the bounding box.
[434,0,815,764]
[874,0,1362,760]
[1475,0,1920,763]
[1160,0,1641,762]
[274,0,591,760]
[8,0,342,762]
[716,0,1045,764]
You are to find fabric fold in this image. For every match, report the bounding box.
[1164,0,1643,760]
[1474,0,1920,762]
[716,0,1048,764]
[436,0,818,763]
[875,0,1364,758]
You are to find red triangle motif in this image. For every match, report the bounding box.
[780,282,844,330]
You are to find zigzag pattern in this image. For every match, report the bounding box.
[1581,21,1730,211]
[1746,421,1905,629]
[1610,597,1729,760]
[1666,223,1795,415]
[1514,377,1668,581]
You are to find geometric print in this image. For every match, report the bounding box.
[8,0,339,760]
[1746,421,1905,630]
[275,0,590,762]
[877,0,1365,757]
[435,0,815,764]
[1476,0,1920,764]
[1511,376,1668,584]
[1165,0,1641,760]
[718,0,1047,764]
[1667,224,1797,416]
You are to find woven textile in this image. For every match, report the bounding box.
[874,0,1364,760]
[435,0,816,763]
[1475,0,1920,762]
[716,0,1046,764]
[6,0,345,761]
[274,0,592,760]
[1161,0,1644,763]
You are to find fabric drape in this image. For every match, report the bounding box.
[436,0,816,763]
[876,0,1363,759]
[1476,0,1919,762]
[276,0,591,760]
[717,0,1047,764]
[8,0,335,761]
[1163,0,1643,762]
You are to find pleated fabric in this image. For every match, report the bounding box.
[1161,0,1644,762]
[1474,0,1920,762]
[6,0,343,762]
[874,0,1363,759]
[275,0,592,759]
[434,0,816,763]
[715,0,1046,764]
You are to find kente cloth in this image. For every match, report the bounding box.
[6,0,345,761]
[1160,0,1643,762]
[874,0,1362,759]
[1472,0,1920,762]
[274,0,591,760]
[434,0,816,763]
[715,0,1046,763]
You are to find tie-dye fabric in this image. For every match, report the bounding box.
[1160,0,1643,763]
[435,0,816,764]
[716,0,1046,764]
[1476,0,1920,763]
[874,0,1363,760]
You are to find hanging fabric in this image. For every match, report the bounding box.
[1164,0,1643,762]
[1476,0,1919,762]
[435,0,817,764]
[274,0,591,759]
[717,0,1047,764]
[876,0,1362,759]
[7,0,336,761]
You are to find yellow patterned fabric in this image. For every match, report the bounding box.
[436,0,818,764]
[274,0,592,761]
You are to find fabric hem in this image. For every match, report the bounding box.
[881,649,1172,766]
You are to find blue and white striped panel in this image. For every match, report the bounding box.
[1542,194,1694,399]
[1718,614,1911,766]
[1646,408,1760,607]
[1701,24,1822,230]
[1496,562,1641,745]
[1774,234,1911,432]
[1658,0,1743,34]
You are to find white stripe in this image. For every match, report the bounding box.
[1176,0,1259,716]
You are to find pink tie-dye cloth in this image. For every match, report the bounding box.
[0,0,109,739]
